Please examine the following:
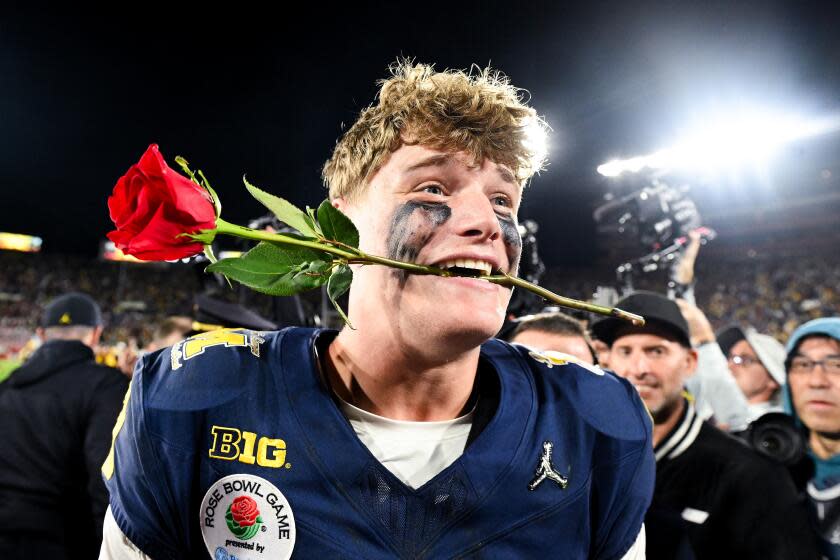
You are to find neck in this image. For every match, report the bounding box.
[810,431,840,460]
[327,327,480,421]
[652,398,686,447]
[747,385,778,405]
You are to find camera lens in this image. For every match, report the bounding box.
[747,413,805,466]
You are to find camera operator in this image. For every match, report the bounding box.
[784,317,840,558]
[718,325,786,424]
[677,298,751,431]
[595,291,818,559]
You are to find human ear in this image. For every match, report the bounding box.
[682,348,699,380]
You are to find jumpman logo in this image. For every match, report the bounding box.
[528,441,569,491]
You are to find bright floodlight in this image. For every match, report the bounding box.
[522,116,549,170]
[598,109,840,177]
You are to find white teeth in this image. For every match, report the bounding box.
[437,259,493,275]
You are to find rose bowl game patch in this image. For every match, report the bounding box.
[200,474,295,559]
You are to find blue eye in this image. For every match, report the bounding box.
[423,185,443,195]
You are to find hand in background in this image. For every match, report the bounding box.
[674,230,702,285]
[676,298,716,347]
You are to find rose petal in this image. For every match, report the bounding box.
[135,144,165,178]
[124,206,205,260]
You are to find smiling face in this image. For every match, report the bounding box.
[608,332,697,423]
[336,144,522,352]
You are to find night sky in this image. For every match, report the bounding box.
[2,2,838,266]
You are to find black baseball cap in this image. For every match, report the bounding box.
[591,291,691,348]
[41,292,103,328]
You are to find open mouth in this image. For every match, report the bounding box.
[436,258,495,277]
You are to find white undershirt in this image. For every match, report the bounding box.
[338,398,474,489]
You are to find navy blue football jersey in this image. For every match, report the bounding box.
[103,328,654,559]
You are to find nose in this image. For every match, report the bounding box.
[625,352,651,382]
[451,188,502,243]
[807,364,832,388]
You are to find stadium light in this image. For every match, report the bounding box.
[597,109,840,177]
[522,116,549,169]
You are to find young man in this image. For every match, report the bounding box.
[784,317,840,558]
[100,62,654,559]
[594,291,818,559]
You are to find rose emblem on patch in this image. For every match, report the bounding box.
[225,495,263,540]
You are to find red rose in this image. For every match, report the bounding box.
[230,495,260,527]
[107,144,216,260]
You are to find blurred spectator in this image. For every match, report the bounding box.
[145,315,193,352]
[507,311,596,364]
[590,338,611,369]
[0,292,128,559]
[717,325,786,423]
[784,317,840,558]
[677,299,750,431]
[594,291,818,559]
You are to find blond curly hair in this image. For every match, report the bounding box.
[322,60,548,201]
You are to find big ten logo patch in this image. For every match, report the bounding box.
[171,329,265,370]
[210,426,290,469]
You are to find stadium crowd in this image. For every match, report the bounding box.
[3,250,839,355]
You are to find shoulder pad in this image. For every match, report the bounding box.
[514,344,651,442]
[138,328,281,411]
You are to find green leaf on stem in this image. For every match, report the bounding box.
[206,241,331,296]
[180,229,217,245]
[327,264,354,328]
[174,156,201,186]
[197,170,222,218]
[303,206,322,237]
[203,244,218,264]
[204,245,233,288]
[243,177,319,238]
[316,200,359,248]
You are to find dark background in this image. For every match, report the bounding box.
[2,2,839,266]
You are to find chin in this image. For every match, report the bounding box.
[412,305,506,349]
[802,414,840,435]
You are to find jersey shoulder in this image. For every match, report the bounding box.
[501,340,652,443]
[135,327,292,412]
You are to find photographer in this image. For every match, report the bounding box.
[595,291,818,559]
[784,317,840,558]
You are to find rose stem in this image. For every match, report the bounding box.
[213,218,644,325]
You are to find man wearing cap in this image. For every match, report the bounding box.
[784,317,840,558]
[717,325,787,424]
[0,292,129,559]
[594,291,818,559]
